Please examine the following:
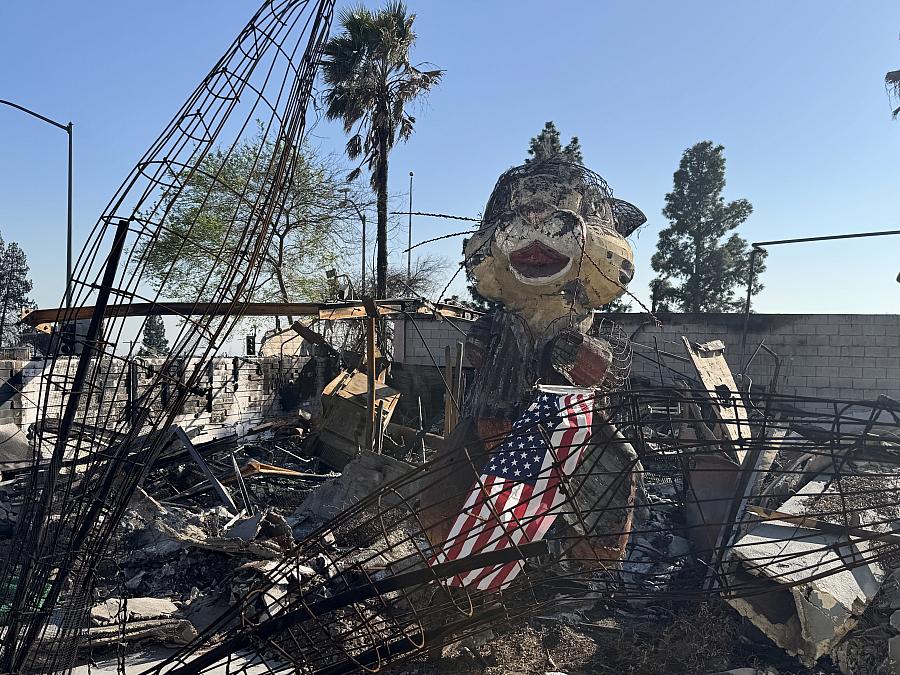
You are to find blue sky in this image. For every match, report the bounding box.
[1,1,899,314]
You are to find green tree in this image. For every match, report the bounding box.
[138,314,169,356]
[650,141,765,313]
[0,236,34,346]
[321,1,443,299]
[137,128,363,318]
[526,121,583,164]
[887,70,900,118]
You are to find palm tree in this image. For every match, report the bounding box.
[321,1,442,298]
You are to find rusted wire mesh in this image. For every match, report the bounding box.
[142,388,900,674]
[0,0,335,671]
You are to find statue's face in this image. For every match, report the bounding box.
[464,171,634,312]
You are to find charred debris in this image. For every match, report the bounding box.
[0,0,897,673]
[1,306,899,674]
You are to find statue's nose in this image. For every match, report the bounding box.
[619,259,634,285]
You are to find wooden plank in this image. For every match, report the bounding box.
[443,345,453,437]
[22,299,482,326]
[681,336,749,461]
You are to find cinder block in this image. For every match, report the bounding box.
[838,324,862,336]
[875,335,900,347]
[840,346,865,357]
[817,366,840,377]
[806,376,830,388]
[818,346,840,357]
[865,346,891,357]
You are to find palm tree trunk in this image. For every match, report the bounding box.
[375,127,389,299]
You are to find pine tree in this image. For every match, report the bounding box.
[650,141,765,313]
[526,121,584,163]
[138,314,169,356]
[0,237,35,347]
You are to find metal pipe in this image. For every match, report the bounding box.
[753,229,900,248]
[66,123,73,308]
[740,227,900,353]
[407,171,413,282]
[740,246,759,349]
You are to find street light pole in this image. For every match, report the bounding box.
[0,99,73,307]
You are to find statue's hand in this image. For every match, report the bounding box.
[550,328,614,388]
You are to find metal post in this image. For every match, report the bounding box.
[360,212,366,294]
[66,123,73,308]
[740,246,759,350]
[365,313,377,452]
[407,172,413,283]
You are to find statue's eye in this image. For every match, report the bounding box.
[619,259,634,284]
[549,210,579,235]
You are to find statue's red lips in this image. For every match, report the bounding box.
[509,241,570,278]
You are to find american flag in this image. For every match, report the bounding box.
[430,387,595,591]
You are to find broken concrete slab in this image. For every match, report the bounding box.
[91,597,179,626]
[726,462,900,664]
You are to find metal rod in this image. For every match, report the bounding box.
[157,541,549,675]
[753,229,900,248]
[174,426,238,515]
[2,218,128,668]
[66,122,73,308]
[740,246,759,349]
[231,452,254,517]
[407,171,413,282]
[741,227,900,353]
[364,298,377,453]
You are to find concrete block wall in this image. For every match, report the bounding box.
[392,317,474,367]
[12,355,311,443]
[392,312,900,408]
[609,313,900,407]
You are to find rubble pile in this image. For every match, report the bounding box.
[2,334,899,674]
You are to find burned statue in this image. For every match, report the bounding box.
[420,159,648,566]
